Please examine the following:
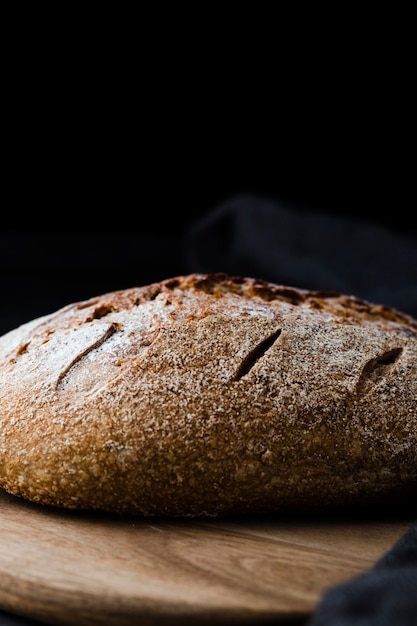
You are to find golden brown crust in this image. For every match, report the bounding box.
[0,272,416,516]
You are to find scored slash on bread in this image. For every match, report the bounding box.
[0,273,416,516]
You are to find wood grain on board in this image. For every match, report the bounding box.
[0,488,413,626]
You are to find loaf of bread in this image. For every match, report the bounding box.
[0,273,416,516]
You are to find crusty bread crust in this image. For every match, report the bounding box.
[0,273,416,516]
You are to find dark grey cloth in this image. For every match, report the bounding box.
[308,523,417,626]
[185,194,417,318]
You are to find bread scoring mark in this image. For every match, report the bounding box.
[16,342,30,355]
[56,323,118,388]
[7,341,30,363]
[356,347,403,396]
[255,285,307,304]
[89,304,116,320]
[233,330,282,381]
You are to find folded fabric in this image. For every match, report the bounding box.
[184,194,417,318]
[308,522,417,626]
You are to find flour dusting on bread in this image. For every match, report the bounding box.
[0,273,416,516]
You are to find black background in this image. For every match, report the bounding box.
[2,26,415,336]
[2,119,414,337]
[0,121,417,332]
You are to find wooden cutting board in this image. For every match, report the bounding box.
[0,487,413,626]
